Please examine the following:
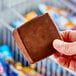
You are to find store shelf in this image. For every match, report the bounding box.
[0,8,25,25]
[3,0,27,7]
[59,0,76,13]
[0,19,28,66]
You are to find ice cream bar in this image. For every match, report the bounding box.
[12,13,61,64]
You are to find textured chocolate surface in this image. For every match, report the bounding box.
[12,13,61,63]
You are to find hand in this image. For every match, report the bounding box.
[53,31,76,72]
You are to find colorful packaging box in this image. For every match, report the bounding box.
[0,45,14,64]
[22,67,42,76]
[58,9,76,25]
[7,65,25,76]
[24,11,37,21]
[12,18,26,28]
[15,62,23,71]
[0,58,7,76]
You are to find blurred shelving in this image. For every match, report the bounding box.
[0,0,76,76]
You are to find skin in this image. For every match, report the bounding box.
[53,30,76,72]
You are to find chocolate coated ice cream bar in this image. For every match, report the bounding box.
[12,13,61,63]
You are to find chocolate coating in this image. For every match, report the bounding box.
[12,13,61,63]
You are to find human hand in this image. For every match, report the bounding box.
[53,31,76,72]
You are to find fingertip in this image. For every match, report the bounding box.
[53,39,61,51]
[69,60,75,71]
[57,57,69,68]
[57,57,66,66]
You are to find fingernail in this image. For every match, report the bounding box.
[57,57,66,66]
[60,61,65,66]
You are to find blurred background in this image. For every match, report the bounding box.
[0,0,76,76]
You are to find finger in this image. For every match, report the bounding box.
[53,39,76,55]
[60,31,76,42]
[72,55,76,60]
[53,52,61,59]
[57,57,69,68]
[75,62,76,72]
[60,31,70,42]
[69,60,76,72]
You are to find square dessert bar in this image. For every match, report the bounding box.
[12,13,61,63]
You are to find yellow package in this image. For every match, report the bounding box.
[24,11,37,21]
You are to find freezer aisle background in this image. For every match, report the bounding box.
[0,0,76,76]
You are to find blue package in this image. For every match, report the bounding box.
[6,63,11,76]
[0,58,7,76]
[6,63,23,76]
[10,66,23,76]
[12,18,26,28]
[0,45,13,60]
[60,11,76,25]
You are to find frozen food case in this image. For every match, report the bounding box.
[0,0,76,76]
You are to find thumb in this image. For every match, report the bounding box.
[53,39,76,55]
